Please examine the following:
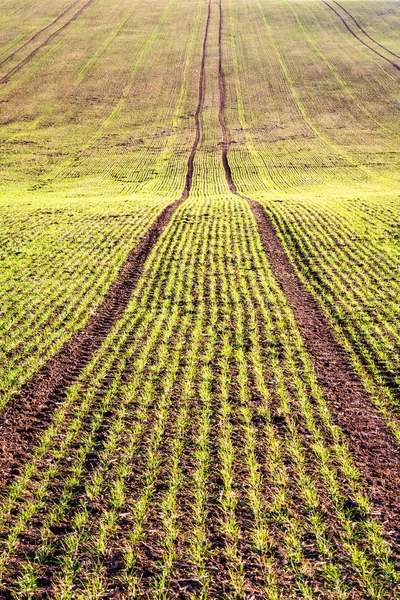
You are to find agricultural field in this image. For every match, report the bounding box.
[0,0,399,597]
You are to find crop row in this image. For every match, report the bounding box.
[224,0,399,193]
[0,193,173,410]
[334,0,400,55]
[0,0,399,596]
[0,190,398,598]
[0,0,204,200]
[0,0,73,56]
[258,190,400,443]
[2,0,398,201]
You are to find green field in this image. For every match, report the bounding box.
[0,0,399,597]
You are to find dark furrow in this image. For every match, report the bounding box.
[0,0,81,70]
[0,204,178,490]
[0,0,94,85]
[0,1,211,489]
[217,0,400,555]
[321,0,400,72]
[183,0,211,198]
[217,0,237,196]
[330,0,400,60]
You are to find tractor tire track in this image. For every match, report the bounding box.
[0,0,94,85]
[0,0,211,489]
[182,0,211,198]
[217,0,400,554]
[330,0,400,60]
[321,0,400,73]
[0,0,81,70]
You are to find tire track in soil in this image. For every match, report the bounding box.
[321,0,400,72]
[182,0,211,199]
[0,0,211,490]
[0,0,81,70]
[330,0,400,60]
[217,0,400,555]
[0,0,94,85]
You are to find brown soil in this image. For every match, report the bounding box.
[0,0,94,84]
[0,0,81,70]
[182,0,211,198]
[217,0,400,556]
[321,0,400,72]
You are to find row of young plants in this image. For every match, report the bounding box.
[0,1,398,597]
[258,190,400,444]
[0,0,204,200]
[224,0,398,194]
[0,0,83,66]
[220,0,400,442]
[335,0,400,55]
[0,186,397,598]
[0,194,171,410]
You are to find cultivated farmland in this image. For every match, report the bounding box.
[0,0,399,597]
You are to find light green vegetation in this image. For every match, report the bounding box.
[1,192,398,597]
[0,0,70,51]
[0,193,172,410]
[328,0,400,55]
[0,0,399,596]
[223,0,400,441]
[259,189,400,443]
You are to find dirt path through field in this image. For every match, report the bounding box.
[217,0,400,554]
[321,0,400,72]
[0,0,211,489]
